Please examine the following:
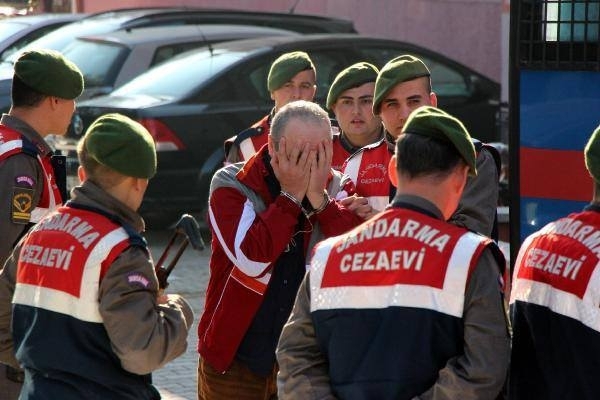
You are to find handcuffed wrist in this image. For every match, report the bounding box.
[309,191,330,216]
[280,190,303,209]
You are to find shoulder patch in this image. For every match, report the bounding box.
[12,187,33,224]
[127,273,150,288]
[15,175,35,187]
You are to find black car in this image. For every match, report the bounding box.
[63,34,500,227]
[0,7,355,111]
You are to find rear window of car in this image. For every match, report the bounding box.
[5,19,123,63]
[112,49,245,99]
[62,39,129,87]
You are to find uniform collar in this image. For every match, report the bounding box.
[338,126,384,154]
[1,114,53,156]
[70,181,145,233]
[584,202,600,214]
[389,194,444,220]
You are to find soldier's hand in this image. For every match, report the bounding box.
[340,195,378,220]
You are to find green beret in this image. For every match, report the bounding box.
[373,55,430,115]
[403,106,477,176]
[267,51,315,92]
[326,62,379,110]
[14,49,83,99]
[584,125,600,184]
[84,113,156,179]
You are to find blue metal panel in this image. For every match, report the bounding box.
[520,197,588,241]
[520,70,600,150]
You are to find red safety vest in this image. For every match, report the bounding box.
[342,138,392,212]
[14,205,132,321]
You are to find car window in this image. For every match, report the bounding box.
[247,62,270,101]
[151,41,211,66]
[197,57,264,104]
[359,46,471,97]
[417,58,468,97]
[62,39,129,87]
[195,48,349,105]
[5,20,121,63]
[113,50,245,99]
[309,50,351,102]
[1,24,68,61]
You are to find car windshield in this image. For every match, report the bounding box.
[4,19,124,64]
[112,49,246,99]
[62,39,128,87]
[0,21,28,41]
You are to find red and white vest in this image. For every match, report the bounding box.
[0,126,62,223]
[511,210,600,331]
[342,138,392,212]
[237,115,270,162]
[13,206,132,321]
[311,206,491,317]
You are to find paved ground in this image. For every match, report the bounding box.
[146,228,211,400]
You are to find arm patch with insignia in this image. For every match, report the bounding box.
[12,187,33,224]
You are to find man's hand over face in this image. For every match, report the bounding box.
[271,136,313,201]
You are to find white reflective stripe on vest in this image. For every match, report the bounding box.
[309,232,483,318]
[0,138,22,155]
[343,151,362,185]
[239,138,258,161]
[511,227,600,333]
[13,227,129,323]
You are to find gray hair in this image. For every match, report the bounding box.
[270,100,332,142]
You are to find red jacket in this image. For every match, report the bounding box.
[198,145,362,372]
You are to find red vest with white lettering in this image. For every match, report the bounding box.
[11,205,158,398]
[0,125,62,222]
[341,138,393,212]
[309,206,492,399]
[509,209,600,399]
[14,206,132,316]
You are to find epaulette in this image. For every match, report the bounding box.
[20,135,39,158]
[232,126,263,147]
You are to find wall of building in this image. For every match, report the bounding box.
[78,0,503,83]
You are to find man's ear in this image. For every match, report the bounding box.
[388,155,398,187]
[452,164,470,195]
[77,165,86,184]
[430,92,438,108]
[48,96,59,110]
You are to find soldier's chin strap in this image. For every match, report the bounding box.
[64,201,147,250]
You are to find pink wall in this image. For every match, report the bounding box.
[78,0,502,82]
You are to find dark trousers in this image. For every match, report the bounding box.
[198,357,277,400]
